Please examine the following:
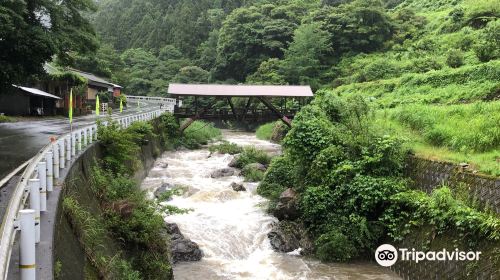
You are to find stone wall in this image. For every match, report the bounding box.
[390,156,500,280]
[404,156,500,214]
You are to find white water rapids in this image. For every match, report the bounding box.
[141,131,401,280]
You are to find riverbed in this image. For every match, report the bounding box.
[141,131,401,280]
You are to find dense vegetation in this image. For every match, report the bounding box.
[257,95,500,266]
[62,115,221,279]
[0,0,97,89]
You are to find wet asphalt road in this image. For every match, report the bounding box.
[0,104,161,180]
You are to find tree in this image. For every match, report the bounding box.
[312,0,394,55]
[214,2,310,81]
[0,0,97,89]
[173,66,210,84]
[281,23,332,89]
[246,58,286,85]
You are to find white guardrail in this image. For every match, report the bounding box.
[0,103,175,280]
[126,95,182,108]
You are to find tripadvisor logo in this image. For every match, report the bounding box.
[374,244,481,267]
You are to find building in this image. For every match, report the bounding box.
[41,63,122,115]
[0,85,61,116]
[0,63,122,117]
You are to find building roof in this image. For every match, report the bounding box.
[13,85,61,99]
[44,63,121,89]
[168,84,314,97]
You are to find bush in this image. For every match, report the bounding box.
[256,121,290,143]
[234,146,271,168]
[182,121,221,148]
[315,230,356,262]
[446,50,464,68]
[242,165,265,182]
[0,115,12,123]
[209,141,243,155]
[256,122,274,141]
[127,121,156,145]
[97,119,140,173]
[258,155,298,200]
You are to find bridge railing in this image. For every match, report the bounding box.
[174,107,299,117]
[0,108,169,280]
[125,95,178,106]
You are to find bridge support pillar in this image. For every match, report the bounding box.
[257,97,292,127]
[18,209,36,280]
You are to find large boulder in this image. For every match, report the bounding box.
[165,223,203,263]
[154,182,175,199]
[171,239,203,263]
[230,182,246,192]
[268,221,314,255]
[210,167,237,178]
[273,188,299,221]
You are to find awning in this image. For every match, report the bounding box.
[13,85,61,99]
[168,84,314,97]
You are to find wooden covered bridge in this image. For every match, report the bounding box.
[167,84,313,130]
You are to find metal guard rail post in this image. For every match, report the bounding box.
[0,108,170,280]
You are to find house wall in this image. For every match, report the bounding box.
[0,91,30,115]
[87,87,98,100]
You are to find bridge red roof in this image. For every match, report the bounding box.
[168,84,313,97]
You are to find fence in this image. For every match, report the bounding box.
[0,108,171,280]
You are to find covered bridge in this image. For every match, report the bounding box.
[167,84,313,129]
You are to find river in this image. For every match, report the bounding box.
[141,131,401,280]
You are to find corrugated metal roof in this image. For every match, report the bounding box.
[68,68,115,87]
[168,84,313,97]
[13,85,61,99]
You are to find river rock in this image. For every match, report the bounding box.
[268,221,314,255]
[245,163,267,172]
[228,156,239,168]
[210,167,237,178]
[230,182,246,192]
[273,188,299,221]
[154,182,175,199]
[165,222,203,263]
[171,238,203,262]
[175,184,200,197]
[156,161,169,169]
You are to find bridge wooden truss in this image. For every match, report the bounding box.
[167,84,313,131]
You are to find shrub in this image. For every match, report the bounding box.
[315,230,356,262]
[182,121,221,148]
[209,141,243,155]
[258,155,299,200]
[242,165,265,182]
[0,115,12,123]
[97,119,140,173]
[234,146,271,168]
[446,50,464,68]
[256,122,274,141]
[127,121,156,145]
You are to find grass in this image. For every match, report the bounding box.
[326,60,500,108]
[242,165,265,182]
[374,108,500,176]
[182,120,221,148]
[256,122,274,140]
[392,102,500,152]
[0,115,13,123]
[209,141,243,154]
[235,146,272,168]
[256,121,289,143]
